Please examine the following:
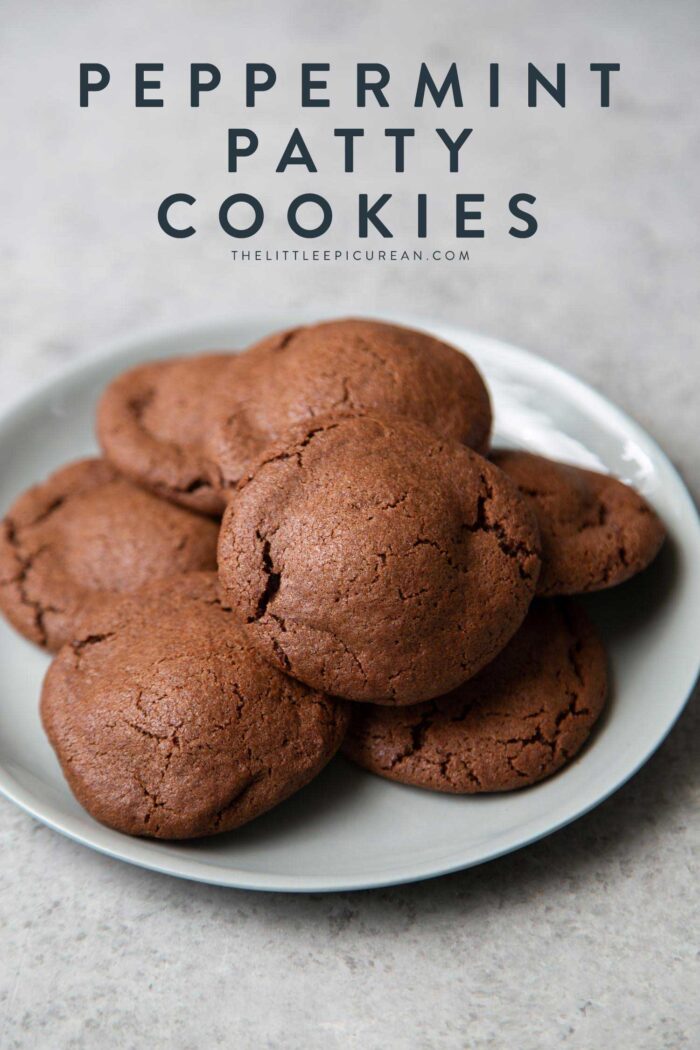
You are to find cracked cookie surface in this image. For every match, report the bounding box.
[0,458,219,651]
[218,415,540,705]
[40,572,349,839]
[492,451,666,596]
[342,600,607,792]
[97,353,237,514]
[207,318,493,497]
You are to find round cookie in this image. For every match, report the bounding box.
[41,572,349,839]
[342,600,607,792]
[491,450,666,595]
[218,414,541,705]
[97,352,235,514]
[0,458,219,651]
[207,318,493,496]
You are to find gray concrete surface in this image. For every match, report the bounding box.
[0,1,698,1047]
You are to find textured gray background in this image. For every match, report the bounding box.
[0,1,698,1047]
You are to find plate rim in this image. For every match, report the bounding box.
[0,311,698,893]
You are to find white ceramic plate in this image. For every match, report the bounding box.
[0,315,698,892]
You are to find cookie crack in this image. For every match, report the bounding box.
[127,387,155,422]
[497,727,555,754]
[2,520,51,646]
[494,688,591,770]
[381,492,409,512]
[125,720,170,742]
[250,533,281,621]
[72,632,116,659]
[560,605,586,685]
[572,501,610,534]
[411,536,463,573]
[27,496,67,528]
[129,718,182,829]
[397,584,430,602]
[126,385,216,499]
[264,614,292,671]
[333,633,367,682]
[378,703,438,768]
[503,752,532,779]
[269,328,301,354]
[332,374,355,412]
[353,336,402,384]
[271,637,292,671]
[409,704,437,753]
[299,621,368,684]
[464,475,539,580]
[212,772,265,829]
[242,421,344,484]
[393,730,484,789]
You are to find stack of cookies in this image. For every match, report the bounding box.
[0,320,666,840]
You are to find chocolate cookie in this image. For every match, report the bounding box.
[41,573,349,839]
[491,450,665,595]
[342,600,607,792]
[97,353,234,514]
[0,458,219,651]
[207,318,493,496]
[218,415,540,705]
